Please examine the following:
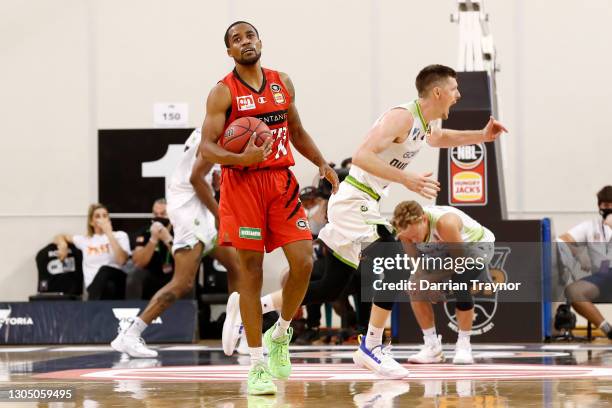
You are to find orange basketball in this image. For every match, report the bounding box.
[222,117,272,154]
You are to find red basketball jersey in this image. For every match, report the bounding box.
[220,68,295,170]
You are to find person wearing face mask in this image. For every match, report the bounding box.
[561,185,612,339]
[131,198,175,300]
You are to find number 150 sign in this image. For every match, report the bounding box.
[154,103,188,127]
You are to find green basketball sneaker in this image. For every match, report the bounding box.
[263,325,293,379]
[247,362,277,395]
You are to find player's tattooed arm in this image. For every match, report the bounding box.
[190,153,219,221]
[353,109,440,199]
[428,116,508,147]
[280,72,339,193]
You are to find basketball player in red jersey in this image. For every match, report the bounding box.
[200,21,339,395]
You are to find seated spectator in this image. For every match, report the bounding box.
[132,198,175,300]
[54,203,130,300]
[561,186,612,338]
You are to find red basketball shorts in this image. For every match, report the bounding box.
[218,167,312,252]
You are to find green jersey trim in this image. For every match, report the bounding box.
[345,175,381,201]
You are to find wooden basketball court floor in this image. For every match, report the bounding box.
[1,342,612,407]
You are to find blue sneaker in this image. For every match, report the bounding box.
[352,335,409,379]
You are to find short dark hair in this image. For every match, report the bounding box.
[597,185,612,205]
[224,21,259,47]
[415,64,457,97]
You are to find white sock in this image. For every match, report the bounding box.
[272,317,291,340]
[365,324,384,350]
[599,321,612,334]
[126,317,147,337]
[261,295,276,314]
[422,326,437,342]
[458,330,471,343]
[249,347,264,366]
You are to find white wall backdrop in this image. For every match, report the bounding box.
[1,0,611,301]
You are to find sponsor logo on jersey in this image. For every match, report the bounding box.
[0,308,34,330]
[403,151,419,159]
[255,110,288,127]
[239,227,262,240]
[296,219,309,230]
[389,158,409,170]
[269,84,286,104]
[360,205,368,212]
[409,127,427,141]
[257,96,267,104]
[273,92,286,105]
[237,95,256,111]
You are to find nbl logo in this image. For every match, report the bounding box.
[444,247,511,335]
[450,144,485,169]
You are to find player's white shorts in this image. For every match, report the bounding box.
[167,194,217,255]
[318,180,391,268]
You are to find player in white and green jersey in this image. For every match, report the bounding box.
[392,201,494,365]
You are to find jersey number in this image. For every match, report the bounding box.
[271,127,288,159]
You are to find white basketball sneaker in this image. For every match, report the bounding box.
[452,337,474,364]
[222,292,243,356]
[353,335,409,379]
[236,327,249,355]
[111,323,158,358]
[408,335,444,364]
